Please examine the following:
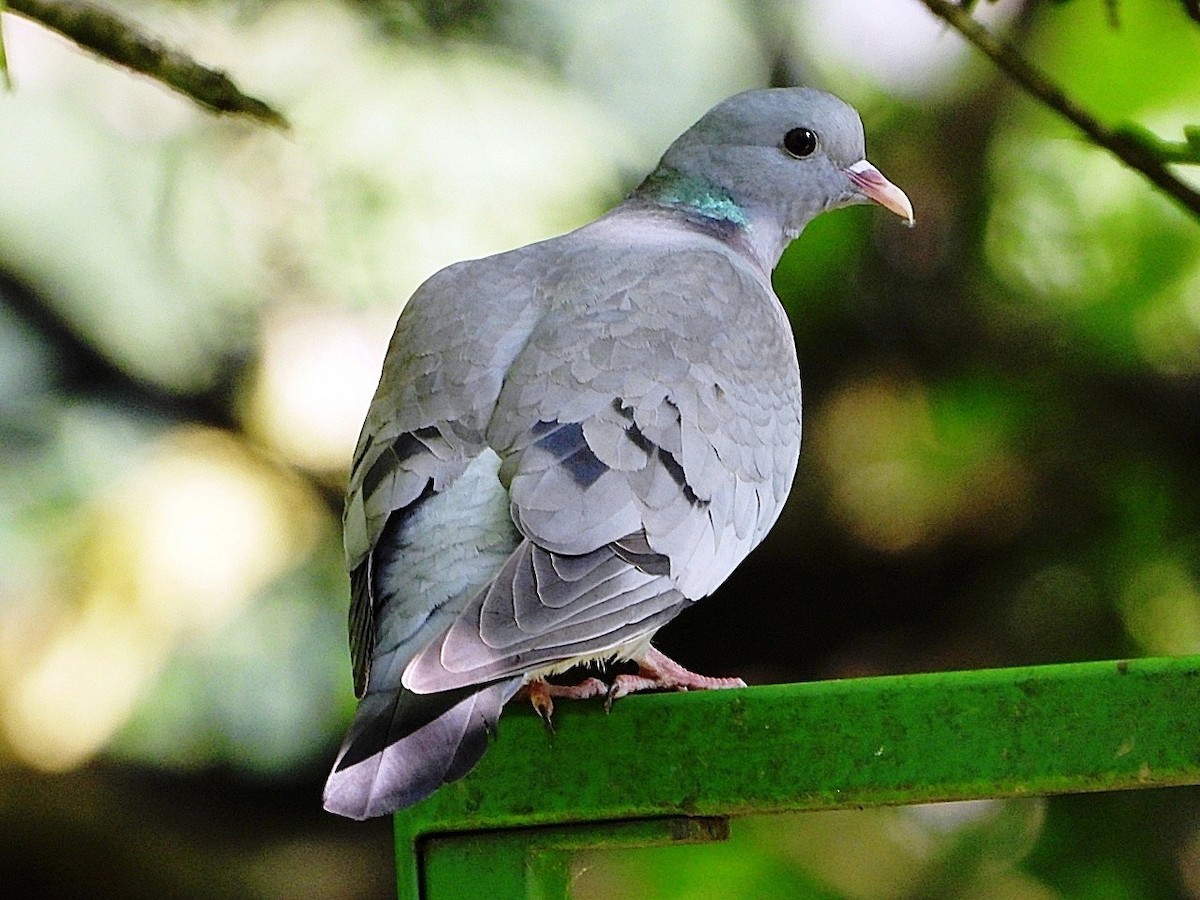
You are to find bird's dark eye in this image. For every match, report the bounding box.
[782,127,818,158]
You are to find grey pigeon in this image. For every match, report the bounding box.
[323,87,914,820]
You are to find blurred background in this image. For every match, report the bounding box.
[1,0,1198,897]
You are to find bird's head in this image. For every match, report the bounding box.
[635,87,914,269]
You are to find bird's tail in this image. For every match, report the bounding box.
[323,677,522,819]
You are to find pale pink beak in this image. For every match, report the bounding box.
[844,159,915,226]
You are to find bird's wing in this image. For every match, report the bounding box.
[343,254,545,697]
[403,246,802,693]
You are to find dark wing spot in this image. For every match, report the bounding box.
[361,450,394,501]
[535,420,609,488]
[658,447,704,507]
[611,397,704,507]
[623,421,654,454]
[357,432,375,459]
[348,560,375,698]
[361,426,442,499]
[389,479,438,550]
[563,446,608,488]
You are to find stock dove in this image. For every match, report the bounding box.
[324,87,913,819]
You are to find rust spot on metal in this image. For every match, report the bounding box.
[668,816,730,842]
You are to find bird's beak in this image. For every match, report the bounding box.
[844,159,915,227]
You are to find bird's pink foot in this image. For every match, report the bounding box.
[605,647,746,711]
[521,677,608,731]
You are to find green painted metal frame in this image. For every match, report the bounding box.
[394,655,1200,899]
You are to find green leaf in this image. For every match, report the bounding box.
[1186,124,1200,153]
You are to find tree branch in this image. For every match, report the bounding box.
[4,0,287,128]
[0,2,12,89]
[917,0,1200,221]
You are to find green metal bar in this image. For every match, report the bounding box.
[396,655,1200,897]
[421,817,729,900]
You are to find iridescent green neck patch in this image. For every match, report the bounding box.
[637,167,750,228]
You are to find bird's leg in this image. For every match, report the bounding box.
[520,677,609,730]
[605,646,746,711]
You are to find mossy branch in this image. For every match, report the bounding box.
[4,0,287,128]
[917,0,1200,221]
[0,2,12,89]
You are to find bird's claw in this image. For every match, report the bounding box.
[603,647,746,711]
[525,651,744,718]
[523,677,609,730]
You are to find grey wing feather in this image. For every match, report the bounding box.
[323,677,522,819]
[341,255,545,696]
[404,539,688,692]
[344,423,474,696]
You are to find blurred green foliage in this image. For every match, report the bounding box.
[1,0,1198,897]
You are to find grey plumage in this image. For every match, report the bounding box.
[324,87,913,819]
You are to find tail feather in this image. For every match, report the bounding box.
[323,678,522,819]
